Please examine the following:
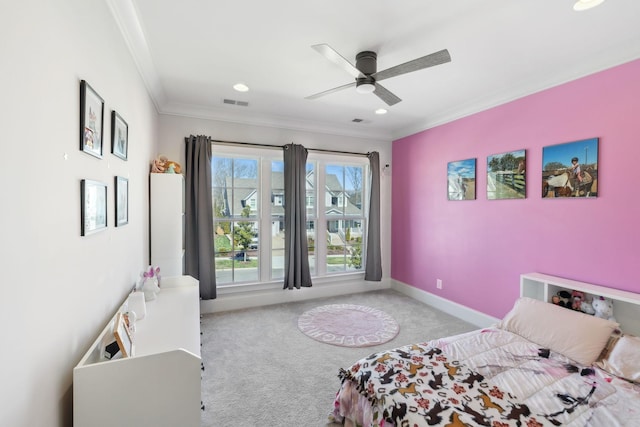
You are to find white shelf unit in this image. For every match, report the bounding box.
[74,276,201,427]
[150,173,185,277]
[520,272,640,336]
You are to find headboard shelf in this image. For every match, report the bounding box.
[521,272,640,336]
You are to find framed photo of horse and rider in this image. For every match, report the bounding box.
[542,137,598,198]
[447,137,598,201]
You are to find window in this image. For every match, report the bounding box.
[212,144,368,286]
[212,155,260,284]
[324,164,366,274]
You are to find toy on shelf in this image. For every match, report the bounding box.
[551,290,572,309]
[151,155,182,174]
[571,290,585,311]
[592,296,616,322]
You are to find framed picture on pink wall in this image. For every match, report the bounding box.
[487,149,526,200]
[542,138,598,198]
[447,158,476,200]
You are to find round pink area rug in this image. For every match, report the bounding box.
[297,304,399,347]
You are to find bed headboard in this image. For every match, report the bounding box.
[520,272,640,336]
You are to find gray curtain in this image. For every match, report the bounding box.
[184,135,216,299]
[283,143,312,289]
[365,151,382,281]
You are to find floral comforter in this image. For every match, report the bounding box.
[329,328,640,426]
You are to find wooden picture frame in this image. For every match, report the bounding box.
[115,176,129,227]
[111,111,128,160]
[113,312,134,358]
[81,179,107,236]
[80,80,105,159]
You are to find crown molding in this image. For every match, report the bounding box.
[105,0,167,111]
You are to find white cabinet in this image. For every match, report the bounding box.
[74,276,201,427]
[520,272,640,335]
[150,173,185,276]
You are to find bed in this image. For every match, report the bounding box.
[329,291,640,426]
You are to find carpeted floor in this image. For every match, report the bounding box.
[200,288,477,426]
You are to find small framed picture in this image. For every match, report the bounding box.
[113,312,134,358]
[111,111,128,160]
[81,179,107,236]
[115,176,129,227]
[447,158,476,200]
[487,149,526,200]
[80,80,105,159]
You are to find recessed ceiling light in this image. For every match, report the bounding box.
[573,0,605,11]
[375,108,388,115]
[233,83,249,92]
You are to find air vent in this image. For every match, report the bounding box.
[223,99,249,107]
[352,118,364,123]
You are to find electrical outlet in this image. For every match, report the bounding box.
[437,279,443,289]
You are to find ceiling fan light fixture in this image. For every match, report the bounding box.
[356,83,375,94]
[573,0,605,11]
[233,83,249,92]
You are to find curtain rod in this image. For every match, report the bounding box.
[210,139,370,157]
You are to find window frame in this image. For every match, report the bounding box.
[211,143,369,289]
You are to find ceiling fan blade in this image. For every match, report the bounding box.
[373,83,402,106]
[305,82,356,100]
[311,44,361,78]
[373,49,451,82]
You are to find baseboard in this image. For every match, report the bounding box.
[200,277,391,314]
[390,279,500,328]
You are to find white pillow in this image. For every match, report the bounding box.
[596,335,640,382]
[497,297,619,365]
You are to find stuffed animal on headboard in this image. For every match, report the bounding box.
[551,290,572,309]
[592,296,616,322]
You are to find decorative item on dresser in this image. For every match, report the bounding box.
[73,275,201,427]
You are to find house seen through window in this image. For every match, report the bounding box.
[211,145,368,286]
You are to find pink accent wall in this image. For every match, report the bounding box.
[392,59,640,319]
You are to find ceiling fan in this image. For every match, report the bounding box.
[305,44,451,106]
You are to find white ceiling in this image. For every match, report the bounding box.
[107,0,640,141]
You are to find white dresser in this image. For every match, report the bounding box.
[73,276,201,427]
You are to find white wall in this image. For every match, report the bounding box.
[156,114,393,289]
[0,1,157,426]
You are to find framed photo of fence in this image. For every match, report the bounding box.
[542,138,598,198]
[447,158,476,200]
[487,149,526,200]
